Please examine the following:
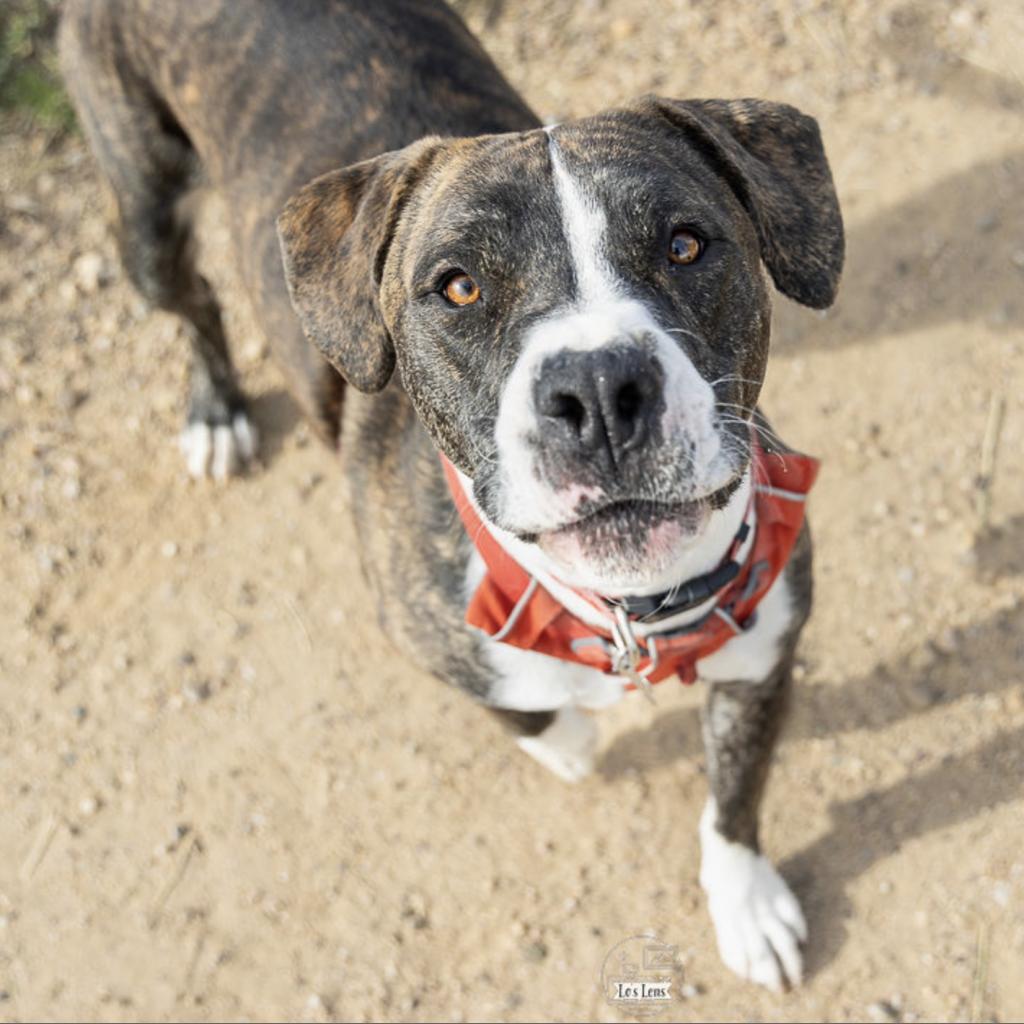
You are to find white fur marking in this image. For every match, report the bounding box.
[181,422,213,479]
[231,411,257,462]
[211,424,236,480]
[699,799,807,991]
[486,637,626,711]
[517,705,598,782]
[697,569,795,683]
[179,413,258,480]
[547,138,619,305]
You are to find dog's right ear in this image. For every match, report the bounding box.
[277,138,442,393]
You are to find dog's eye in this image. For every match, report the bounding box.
[442,272,481,306]
[668,229,703,266]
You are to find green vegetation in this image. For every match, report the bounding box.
[0,0,75,133]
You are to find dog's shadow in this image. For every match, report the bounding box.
[974,515,1024,581]
[771,45,1024,353]
[598,599,1024,978]
[247,387,303,467]
[773,144,1024,353]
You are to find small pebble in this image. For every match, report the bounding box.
[523,940,548,963]
[184,680,212,703]
[992,881,1011,908]
[908,680,942,708]
[975,211,999,233]
[949,5,976,29]
[6,193,39,215]
[867,999,901,1023]
[73,252,107,294]
[609,17,636,40]
[160,540,178,559]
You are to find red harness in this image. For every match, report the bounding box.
[442,443,818,691]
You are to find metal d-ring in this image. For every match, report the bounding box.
[610,606,657,704]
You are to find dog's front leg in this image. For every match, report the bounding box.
[489,705,598,784]
[699,660,806,991]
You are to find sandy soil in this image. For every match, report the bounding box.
[2,0,1023,1020]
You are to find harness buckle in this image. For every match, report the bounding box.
[610,607,657,704]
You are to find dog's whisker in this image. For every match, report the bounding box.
[709,374,766,388]
[717,415,788,472]
[715,407,792,451]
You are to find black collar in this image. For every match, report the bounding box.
[609,520,751,623]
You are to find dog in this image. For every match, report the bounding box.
[60,0,843,991]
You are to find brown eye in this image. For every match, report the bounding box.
[442,272,481,306]
[669,229,703,265]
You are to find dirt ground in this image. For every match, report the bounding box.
[2,0,1023,1021]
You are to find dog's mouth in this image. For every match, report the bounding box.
[553,472,744,537]
[551,497,703,541]
[534,474,745,573]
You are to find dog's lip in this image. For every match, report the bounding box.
[538,473,745,540]
[553,497,695,534]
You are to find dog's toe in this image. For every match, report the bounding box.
[706,852,805,990]
[516,705,597,783]
[180,412,258,480]
[700,808,806,990]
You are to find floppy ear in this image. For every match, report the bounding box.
[632,96,844,309]
[277,138,442,392]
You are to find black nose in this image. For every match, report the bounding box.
[534,346,663,467]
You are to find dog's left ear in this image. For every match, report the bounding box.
[631,96,844,309]
[277,138,442,392]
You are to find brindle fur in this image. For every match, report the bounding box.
[59,0,535,438]
[705,414,814,847]
[59,0,841,880]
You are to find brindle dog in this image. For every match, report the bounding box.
[60,0,842,990]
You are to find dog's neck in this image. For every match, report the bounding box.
[457,467,753,629]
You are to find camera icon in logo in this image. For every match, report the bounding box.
[600,934,683,1018]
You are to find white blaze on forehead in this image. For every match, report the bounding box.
[545,129,620,306]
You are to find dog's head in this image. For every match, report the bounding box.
[278,97,843,591]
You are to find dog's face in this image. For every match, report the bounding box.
[279,97,843,591]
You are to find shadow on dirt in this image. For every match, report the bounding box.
[773,145,1024,352]
[248,387,303,466]
[773,45,1024,351]
[786,715,1023,979]
[599,598,1024,976]
[973,516,1024,581]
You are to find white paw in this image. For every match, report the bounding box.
[699,800,806,991]
[179,413,258,480]
[516,705,597,783]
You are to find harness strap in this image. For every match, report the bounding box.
[442,438,818,689]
